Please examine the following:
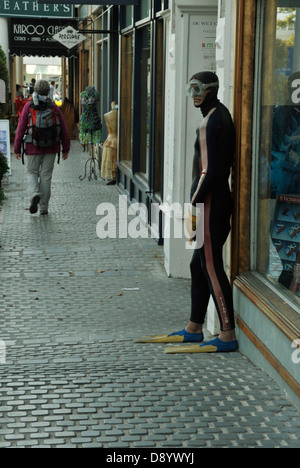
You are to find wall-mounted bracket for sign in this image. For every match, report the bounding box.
[80,30,118,35]
[0,80,6,104]
[53,26,119,50]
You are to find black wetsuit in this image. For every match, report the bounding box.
[190,97,236,331]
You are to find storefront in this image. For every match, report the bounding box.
[117,0,168,240]
[2,2,77,113]
[77,4,119,141]
[233,0,300,409]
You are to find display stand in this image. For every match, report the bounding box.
[79,132,98,181]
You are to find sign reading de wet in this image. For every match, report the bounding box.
[0,0,74,18]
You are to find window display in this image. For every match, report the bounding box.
[120,33,133,163]
[257,1,300,306]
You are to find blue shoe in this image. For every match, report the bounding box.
[164,337,238,354]
[135,329,204,343]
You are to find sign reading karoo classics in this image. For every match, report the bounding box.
[0,0,74,18]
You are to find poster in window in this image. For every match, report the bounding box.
[269,194,300,297]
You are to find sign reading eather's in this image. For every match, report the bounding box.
[0,0,74,18]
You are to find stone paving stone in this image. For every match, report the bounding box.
[0,142,300,448]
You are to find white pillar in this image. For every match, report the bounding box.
[164,0,218,280]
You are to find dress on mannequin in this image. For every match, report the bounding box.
[79,86,102,146]
[101,102,118,181]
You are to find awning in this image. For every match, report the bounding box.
[9,18,79,58]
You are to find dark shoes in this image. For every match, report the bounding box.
[29,195,40,214]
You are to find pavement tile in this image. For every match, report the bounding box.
[0,142,299,448]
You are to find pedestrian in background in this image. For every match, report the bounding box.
[14,79,70,215]
[49,81,56,102]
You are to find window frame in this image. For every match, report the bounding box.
[119,0,166,200]
[233,0,300,344]
[252,0,300,312]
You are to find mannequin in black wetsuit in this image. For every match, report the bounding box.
[183,71,237,352]
[136,72,238,353]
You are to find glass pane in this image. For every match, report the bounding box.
[154,20,164,196]
[138,0,150,20]
[120,34,134,162]
[138,26,151,177]
[124,5,133,28]
[257,0,300,307]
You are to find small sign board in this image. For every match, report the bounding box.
[53,26,86,50]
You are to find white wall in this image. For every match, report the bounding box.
[163,0,218,280]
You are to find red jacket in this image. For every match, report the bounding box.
[14,101,71,156]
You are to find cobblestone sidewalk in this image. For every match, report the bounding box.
[0,142,300,448]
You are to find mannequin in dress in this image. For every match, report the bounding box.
[79,86,102,146]
[101,101,118,182]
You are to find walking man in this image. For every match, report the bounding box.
[137,72,238,353]
[14,80,70,215]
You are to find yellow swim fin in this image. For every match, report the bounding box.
[135,329,203,344]
[164,344,218,354]
[164,337,238,354]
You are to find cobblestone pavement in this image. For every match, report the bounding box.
[0,142,300,449]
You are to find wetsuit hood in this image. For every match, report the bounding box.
[191,71,220,117]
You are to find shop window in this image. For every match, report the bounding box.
[153,19,164,197]
[154,0,169,14]
[256,0,300,307]
[120,34,134,163]
[137,25,151,178]
[123,5,133,28]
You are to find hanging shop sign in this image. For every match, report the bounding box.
[0,1,74,18]
[53,26,86,49]
[9,18,78,57]
[38,0,139,6]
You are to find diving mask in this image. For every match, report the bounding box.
[185,79,219,98]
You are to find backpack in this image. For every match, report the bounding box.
[22,99,61,164]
